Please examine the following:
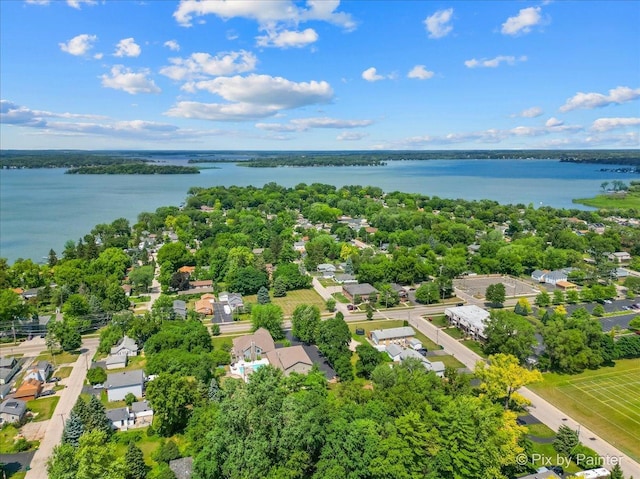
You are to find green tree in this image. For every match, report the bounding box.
[76,430,126,479]
[128,265,154,293]
[610,463,626,479]
[325,297,336,312]
[272,277,287,297]
[153,438,182,463]
[86,367,107,385]
[61,411,84,447]
[316,315,351,365]
[125,442,148,479]
[251,303,284,340]
[535,291,551,307]
[291,304,321,344]
[483,310,537,364]
[103,283,130,312]
[365,302,374,320]
[355,343,383,379]
[257,286,271,304]
[592,304,605,317]
[485,283,506,306]
[552,289,565,305]
[146,374,196,436]
[49,317,82,351]
[125,392,137,407]
[63,294,90,318]
[553,425,579,459]
[566,289,580,304]
[86,395,113,436]
[47,443,77,479]
[0,289,30,322]
[414,282,439,304]
[629,316,640,331]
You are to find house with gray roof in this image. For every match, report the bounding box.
[232,328,276,362]
[173,300,187,318]
[218,292,244,311]
[0,399,27,424]
[265,346,313,376]
[343,283,378,302]
[105,354,127,370]
[370,327,415,347]
[0,357,20,385]
[24,360,53,382]
[110,335,138,356]
[131,400,154,425]
[106,407,133,430]
[0,384,12,400]
[106,369,144,402]
[335,273,357,284]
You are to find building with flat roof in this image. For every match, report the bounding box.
[444,305,490,340]
[370,326,415,346]
[343,283,379,302]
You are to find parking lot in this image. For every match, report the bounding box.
[453,274,539,299]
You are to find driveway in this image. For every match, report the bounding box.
[284,331,336,380]
[0,451,36,475]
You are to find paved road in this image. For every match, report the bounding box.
[25,338,98,479]
[406,314,640,477]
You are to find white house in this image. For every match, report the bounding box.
[0,399,26,424]
[105,355,127,370]
[110,336,138,357]
[106,407,133,430]
[106,370,144,402]
[609,251,631,263]
[131,400,154,425]
[370,327,415,347]
[24,360,52,383]
[385,344,403,361]
[445,305,490,340]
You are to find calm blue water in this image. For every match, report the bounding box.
[0,158,636,262]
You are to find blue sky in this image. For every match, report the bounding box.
[1,0,639,150]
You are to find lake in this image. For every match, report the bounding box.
[0,158,635,262]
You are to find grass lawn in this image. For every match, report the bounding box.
[526,422,556,439]
[54,366,73,379]
[529,358,640,462]
[528,441,582,474]
[333,292,350,304]
[443,327,465,339]
[573,192,640,210]
[212,333,243,351]
[461,339,487,358]
[244,288,326,317]
[428,315,449,328]
[436,355,465,369]
[35,350,80,365]
[0,424,20,452]
[122,355,146,371]
[27,396,60,422]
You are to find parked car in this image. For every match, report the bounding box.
[347,304,355,310]
[93,383,104,389]
[47,376,60,383]
[417,348,428,357]
[39,390,55,397]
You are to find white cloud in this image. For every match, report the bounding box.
[516,106,543,118]
[100,66,161,94]
[256,117,373,132]
[337,132,367,141]
[464,55,526,68]
[166,74,333,121]
[256,28,318,48]
[545,117,564,127]
[173,0,355,30]
[94,53,103,60]
[407,65,434,80]
[591,117,640,132]
[164,40,180,51]
[114,38,141,58]
[560,86,640,112]
[160,50,257,81]
[501,6,542,35]
[25,0,50,5]
[59,34,97,56]
[424,8,453,39]
[67,0,96,8]
[362,67,387,82]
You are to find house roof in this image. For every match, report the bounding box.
[105,355,127,366]
[386,344,403,357]
[106,369,144,389]
[111,336,138,354]
[131,400,152,414]
[190,280,213,287]
[444,305,490,332]
[426,360,446,373]
[0,357,17,369]
[0,399,26,417]
[169,457,194,479]
[106,407,130,423]
[15,379,42,396]
[343,283,378,296]
[177,266,196,274]
[399,348,426,362]
[266,346,313,372]
[335,274,357,282]
[371,326,415,341]
[544,270,567,281]
[232,328,276,357]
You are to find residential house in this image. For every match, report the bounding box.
[131,400,154,425]
[195,294,216,315]
[384,346,445,377]
[293,241,307,253]
[106,407,133,430]
[110,335,139,357]
[390,283,408,299]
[531,268,576,286]
[609,251,631,263]
[0,399,27,424]
[555,280,577,290]
[343,283,379,303]
[613,267,630,279]
[105,370,144,402]
[189,280,213,289]
[265,346,313,376]
[232,328,276,362]
[22,288,39,300]
[0,357,21,385]
[14,378,42,401]
[24,360,53,382]
[408,338,423,350]
[121,284,132,297]
[0,384,11,400]
[317,263,337,276]
[370,327,415,347]
[178,265,196,276]
[213,302,233,323]
[169,457,194,479]
[105,355,127,370]
[385,344,403,361]
[531,269,548,282]
[445,305,490,340]
[227,293,244,311]
[173,300,187,318]
[335,274,357,284]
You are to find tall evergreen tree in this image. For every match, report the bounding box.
[61,410,84,447]
[257,286,271,304]
[71,397,91,427]
[125,442,148,479]
[86,395,113,436]
[208,377,221,403]
[553,425,579,459]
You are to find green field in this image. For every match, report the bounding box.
[27,396,60,422]
[244,288,326,316]
[529,358,640,462]
[573,192,640,210]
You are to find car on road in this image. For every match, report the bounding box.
[47,376,60,383]
[39,390,55,397]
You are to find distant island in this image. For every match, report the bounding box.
[65,164,200,175]
[240,155,387,167]
[0,151,148,169]
[573,180,640,210]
